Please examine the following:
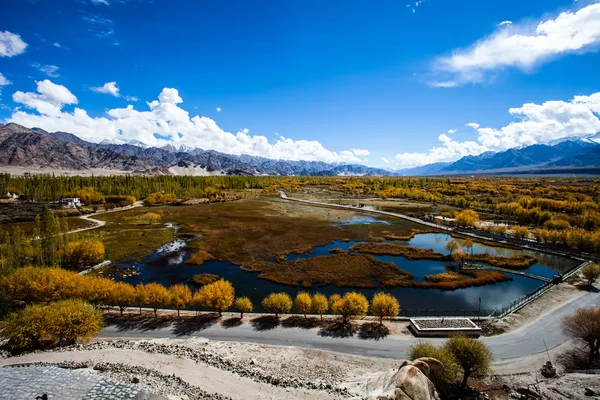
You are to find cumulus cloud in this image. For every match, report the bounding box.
[0,31,28,57]
[394,91,600,168]
[9,82,369,164]
[0,72,11,94]
[351,149,370,156]
[447,129,457,134]
[124,95,139,102]
[31,63,60,78]
[91,81,120,97]
[433,2,600,85]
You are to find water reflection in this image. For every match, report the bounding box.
[115,233,578,314]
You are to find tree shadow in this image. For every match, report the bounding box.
[251,315,280,331]
[358,322,390,340]
[281,316,321,330]
[556,347,600,371]
[574,283,600,293]
[103,313,175,332]
[318,320,357,338]
[172,313,219,336]
[221,317,243,329]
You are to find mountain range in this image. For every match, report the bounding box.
[1,122,600,176]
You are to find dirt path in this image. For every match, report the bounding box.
[69,201,144,234]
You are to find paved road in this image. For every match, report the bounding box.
[100,290,600,361]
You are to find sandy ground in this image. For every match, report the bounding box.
[1,338,401,400]
[1,167,138,176]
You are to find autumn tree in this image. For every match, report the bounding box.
[455,210,479,228]
[562,307,600,365]
[134,283,148,314]
[311,293,328,320]
[143,212,162,225]
[0,303,48,350]
[234,297,253,318]
[110,282,136,316]
[169,284,192,317]
[331,292,369,324]
[46,299,103,345]
[294,292,312,318]
[511,226,530,240]
[452,249,468,267]
[582,264,600,289]
[82,277,114,308]
[143,282,171,317]
[444,239,459,255]
[462,239,474,256]
[3,267,83,303]
[194,279,235,316]
[444,336,492,388]
[370,293,400,325]
[262,292,292,318]
[64,240,105,269]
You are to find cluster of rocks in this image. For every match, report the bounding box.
[59,340,350,395]
[93,362,230,400]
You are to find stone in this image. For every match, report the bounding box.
[132,376,140,384]
[585,387,597,396]
[394,365,440,400]
[541,361,557,378]
[516,386,541,398]
[413,358,444,380]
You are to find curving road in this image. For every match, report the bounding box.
[69,201,143,234]
[99,290,600,362]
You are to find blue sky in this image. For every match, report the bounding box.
[1,0,600,169]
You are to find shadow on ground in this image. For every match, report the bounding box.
[172,313,220,336]
[318,320,357,338]
[104,314,175,332]
[358,322,390,340]
[281,316,322,330]
[251,315,280,331]
[221,317,243,328]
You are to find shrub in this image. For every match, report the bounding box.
[331,292,369,324]
[262,292,292,318]
[0,303,48,350]
[370,292,400,325]
[2,267,84,303]
[64,240,105,269]
[311,293,328,320]
[194,279,235,316]
[562,307,600,365]
[582,264,600,289]
[444,336,492,388]
[234,297,253,318]
[169,284,192,317]
[294,292,312,318]
[142,212,162,225]
[408,342,460,386]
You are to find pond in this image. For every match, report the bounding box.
[114,232,578,316]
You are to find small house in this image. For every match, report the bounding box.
[60,197,81,209]
[434,216,455,226]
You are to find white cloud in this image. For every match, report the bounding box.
[0,31,28,57]
[91,81,120,97]
[434,3,600,85]
[447,129,457,134]
[394,91,600,168]
[216,107,221,112]
[351,149,370,156]
[90,0,109,4]
[82,15,115,37]
[124,95,139,102]
[429,81,458,88]
[497,20,513,27]
[53,42,62,48]
[31,63,60,78]
[0,72,11,94]
[12,80,78,117]
[381,157,391,164]
[9,82,369,164]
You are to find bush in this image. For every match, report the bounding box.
[294,292,312,318]
[190,273,220,286]
[370,292,400,325]
[562,307,600,365]
[234,297,253,318]
[408,342,460,386]
[311,293,328,320]
[582,264,600,289]
[3,267,83,303]
[193,279,235,316]
[262,293,292,318]
[64,240,105,269]
[331,292,369,324]
[104,195,136,207]
[444,336,492,388]
[0,300,103,351]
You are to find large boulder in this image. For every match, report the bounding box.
[394,364,440,400]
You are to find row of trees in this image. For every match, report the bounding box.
[2,268,403,322]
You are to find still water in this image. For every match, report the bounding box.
[115,233,578,315]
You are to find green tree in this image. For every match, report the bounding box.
[444,336,492,388]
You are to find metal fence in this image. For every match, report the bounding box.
[398,308,494,319]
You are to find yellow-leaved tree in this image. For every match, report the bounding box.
[455,210,479,228]
[64,240,105,269]
[294,292,312,318]
[234,297,253,319]
[370,292,400,325]
[193,279,235,316]
[46,299,104,346]
[311,293,328,321]
[262,292,292,318]
[142,212,162,225]
[110,281,136,316]
[331,292,369,324]
[143,282,171,317]
[169,284,192,317]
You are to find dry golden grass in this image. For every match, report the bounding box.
[469,254,537,269]
[424,272,464,282]
[414,270,511,290]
